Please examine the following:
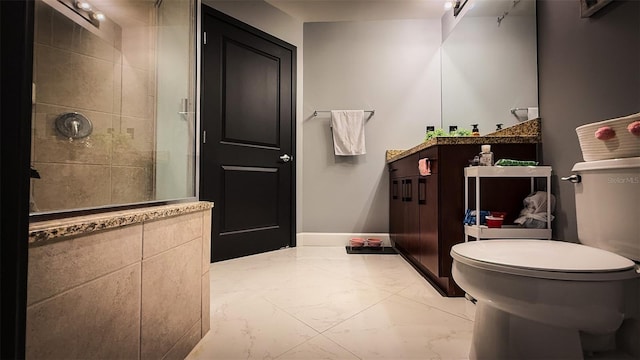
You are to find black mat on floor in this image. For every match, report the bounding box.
[345,246,397,255]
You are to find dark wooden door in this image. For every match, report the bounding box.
[200,7,296,262]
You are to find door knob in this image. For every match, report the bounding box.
[279,154,293,162]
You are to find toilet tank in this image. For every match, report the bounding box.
[572,157,640,262]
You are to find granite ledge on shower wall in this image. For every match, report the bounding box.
[29,201,214,245]
[386,118,541,163]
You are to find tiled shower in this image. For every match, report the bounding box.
[30,0,195,214]
[32,0,154,211]
[25,2,206,358]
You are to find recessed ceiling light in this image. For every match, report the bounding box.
[91,11,105,21]
[75,0,91,11]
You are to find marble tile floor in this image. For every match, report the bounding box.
[186,246,476,360]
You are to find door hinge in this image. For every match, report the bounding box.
[203,130,207,144]
[203,31,207,45]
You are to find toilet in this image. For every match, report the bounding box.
[451,157,640,360]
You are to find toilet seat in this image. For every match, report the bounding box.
[451,240,638,281]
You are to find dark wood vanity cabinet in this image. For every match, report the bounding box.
[389,143,538,296]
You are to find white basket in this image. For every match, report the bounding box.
[575,112,640,161]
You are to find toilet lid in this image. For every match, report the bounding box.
[451,240,638,281]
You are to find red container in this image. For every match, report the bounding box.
[491,211,507,219]
[486,216,504,228]
[367,238,382,247]
[350,238,365,247]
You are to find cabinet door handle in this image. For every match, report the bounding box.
[405,179,412,202]
[392,180,399,200]
[418,178,426,205]
[402,179,408,202]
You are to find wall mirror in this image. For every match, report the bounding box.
[441,0,538,135]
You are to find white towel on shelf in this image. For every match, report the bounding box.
[330,110,366,156]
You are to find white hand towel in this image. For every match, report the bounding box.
[330,110,366,156]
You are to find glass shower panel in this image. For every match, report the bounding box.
[155,0,196,200]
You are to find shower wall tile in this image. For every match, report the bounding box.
[112,115,154,167]
[27,224,142,305]
[121,2,155,27]
[143,212,202,258]
[51,9,114,62]
[202,210,211,274]
[113,52,123,116]
[111,166,152,204]
[36,44,114,113]
[26,205,210,358]
[164,320,202,360]
[122,26,151,71]
[148,69,156,95]
[141,239,201,360]
[26,263,141,360]
[121,65,150,118]
[34,0,53,46]
[31,163,111,212]
[33,104,113,165]
[148,30,157,73]
[148,94,156,120]
[201,273,210,336]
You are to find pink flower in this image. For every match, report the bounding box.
[595,126,616,140]
[627,121,640,136]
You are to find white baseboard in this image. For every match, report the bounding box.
[297,232,391,247]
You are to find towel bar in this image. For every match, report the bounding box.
[313,110,375,117]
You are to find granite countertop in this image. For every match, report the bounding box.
[29,201,214,245]
[386,119,541,163]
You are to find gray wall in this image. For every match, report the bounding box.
[201,1,640,238]
[537,0,640,241]
[302,19,441,233]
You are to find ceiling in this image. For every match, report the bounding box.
[265,0,450,22]
[464,0,535,17]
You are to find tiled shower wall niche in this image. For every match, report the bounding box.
[31,0,156,212]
